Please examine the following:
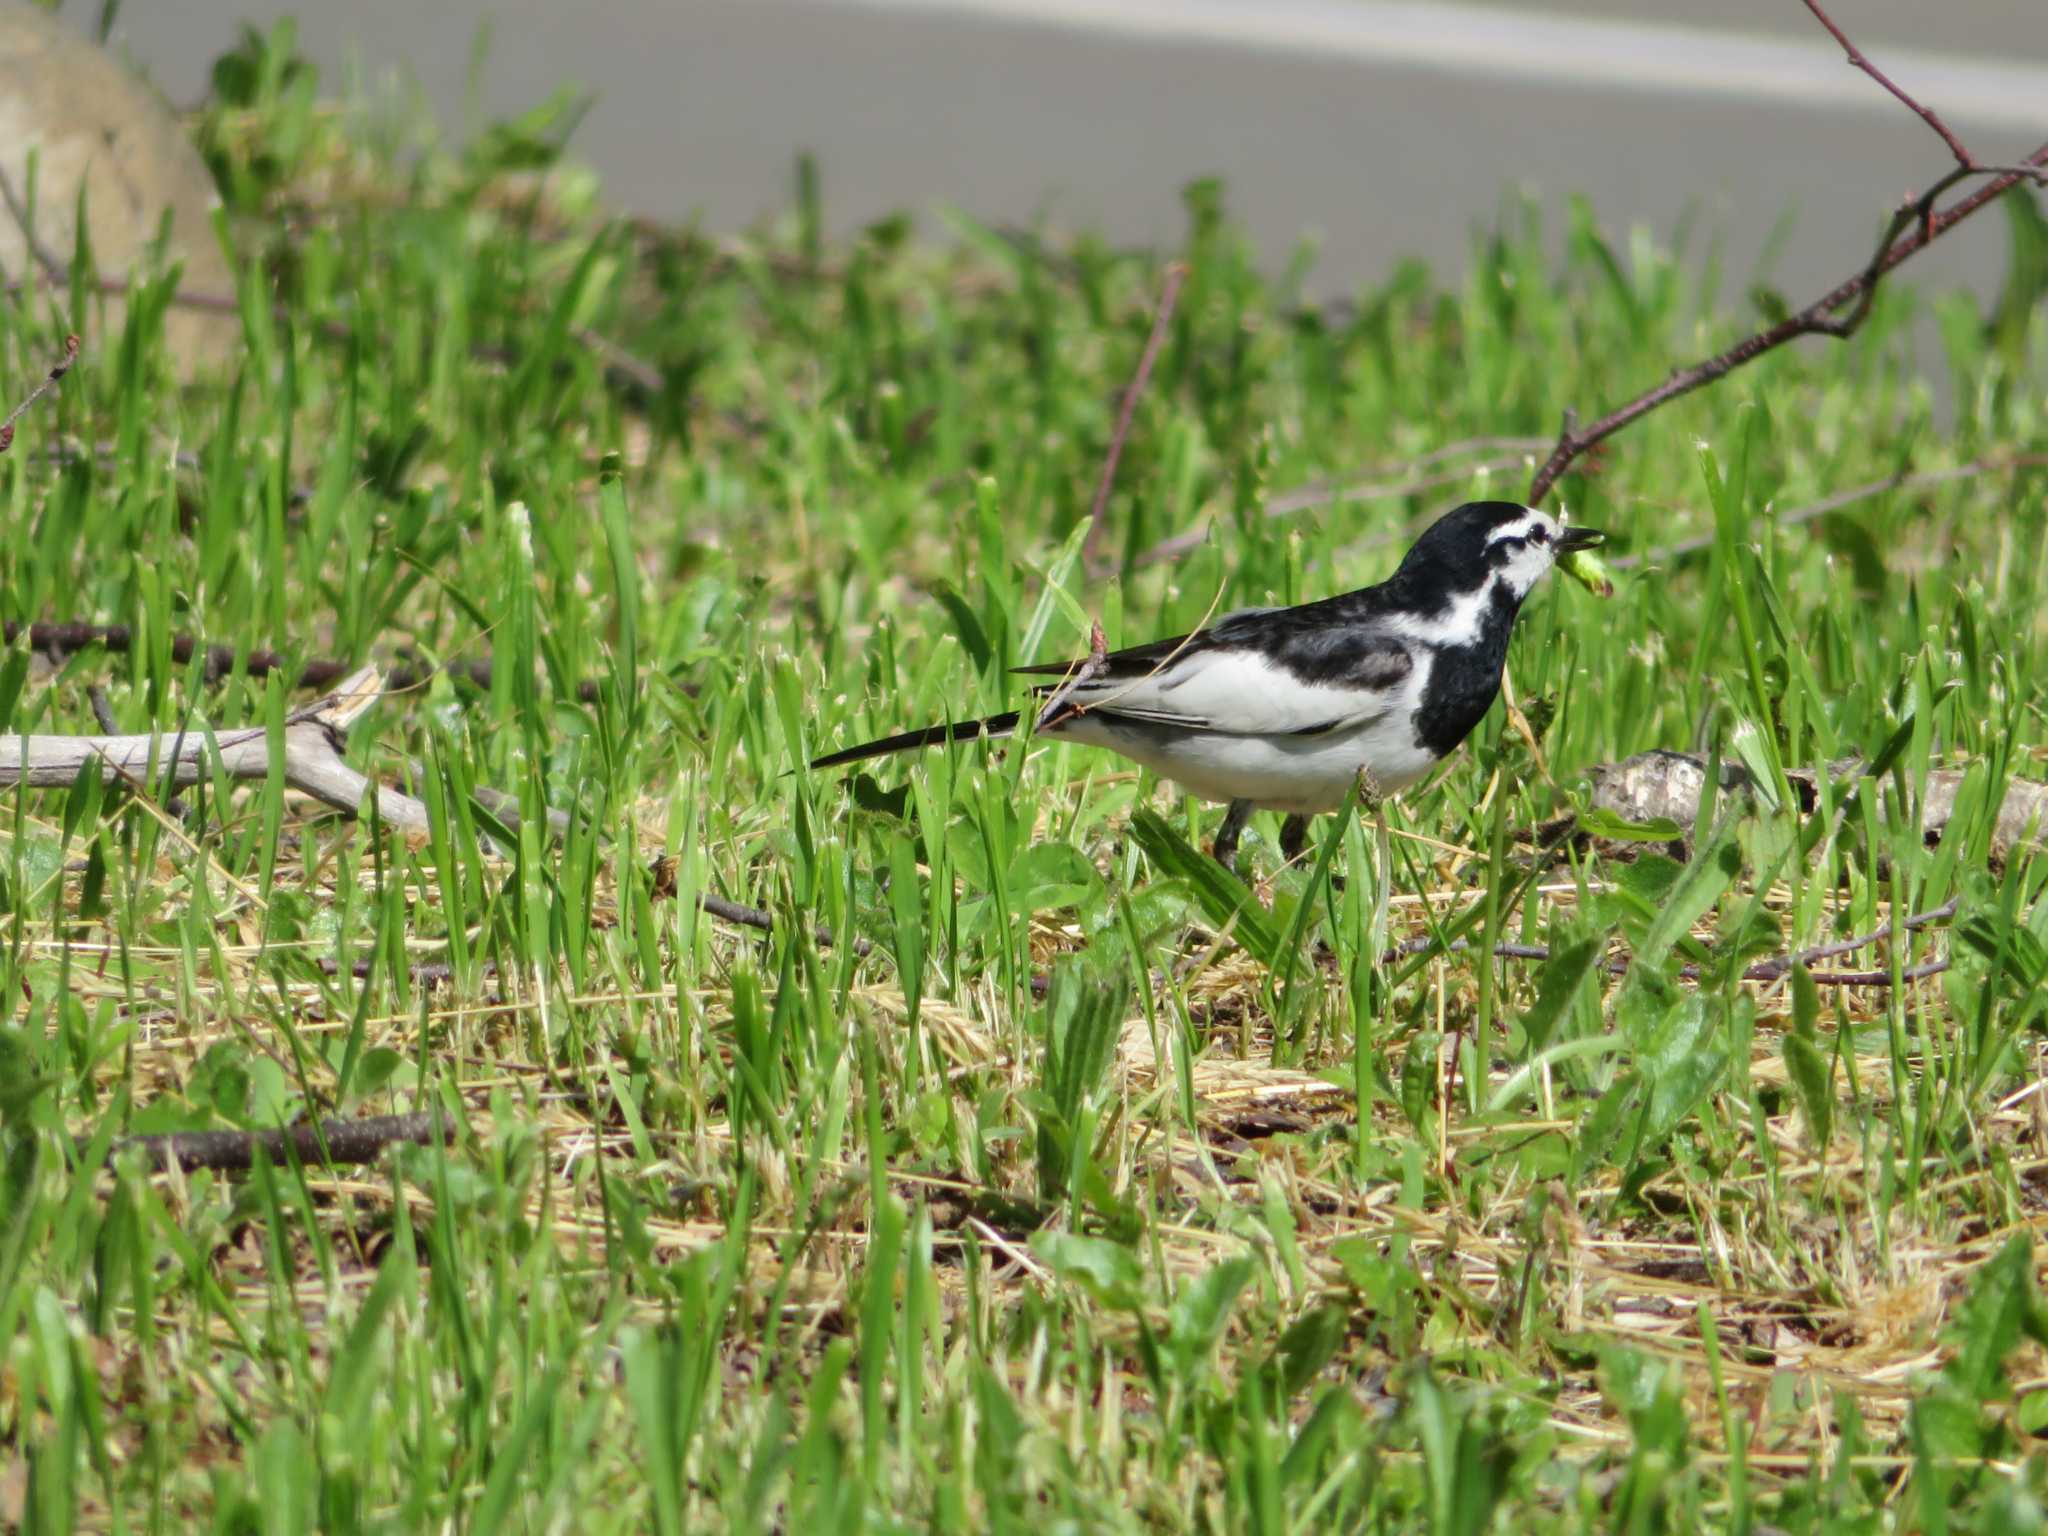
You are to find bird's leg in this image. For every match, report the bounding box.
[1279,814,1310,865]
[1211,798,1254,873]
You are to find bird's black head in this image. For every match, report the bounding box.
[1398,501,1601,602]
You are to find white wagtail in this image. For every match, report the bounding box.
[812,501,1603,868]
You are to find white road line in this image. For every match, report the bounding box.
[812,0,2048,136]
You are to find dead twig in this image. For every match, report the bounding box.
[109,1111,453,1173]
[697,888,870,957]
[1390,900,1956,987]
[0,333,80,454]
[0,665,433,831]
[1799,0,1972,171]
[1745,899,1958,983]
[1527,3,2047,506]
[649,858,873,956]
[1084,262,1187,571]
[8,623,603,703]
[0,667,583,848]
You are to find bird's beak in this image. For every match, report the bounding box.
[1556,525,1605,554]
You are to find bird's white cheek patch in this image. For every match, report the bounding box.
[1387,583,1495,648]
[1503,544,1555,597]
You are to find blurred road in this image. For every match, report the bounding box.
[87,0,2048,307]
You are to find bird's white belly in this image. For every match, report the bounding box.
[1058,709,1438,814]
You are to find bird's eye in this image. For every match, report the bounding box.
[1531,526,1551,544]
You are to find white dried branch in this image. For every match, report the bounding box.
[0,665,432,832]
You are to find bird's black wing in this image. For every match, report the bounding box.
[1016,604,1415,738]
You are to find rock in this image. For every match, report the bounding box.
[0,2,237,377]
[1580,748,2048,867]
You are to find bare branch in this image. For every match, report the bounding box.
[1799,0,1973,170]
[0,665,432,832]
[1083,262,1187,570]
[0,333,80,455]
[1527,148,2046,505]
[1526,0,2048,508]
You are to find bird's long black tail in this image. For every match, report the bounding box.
[810,711,1023,770]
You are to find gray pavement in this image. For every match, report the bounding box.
[80,0,2048,308]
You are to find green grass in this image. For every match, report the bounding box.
[7,20,2048,1532]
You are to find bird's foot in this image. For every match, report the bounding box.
[1279,814,1309,865]
[1210,798,1255,876]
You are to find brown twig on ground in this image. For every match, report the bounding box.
[0,333,80,454]
[1389,899,1956,987]
[572,324,664,394]
[11,620,304,684]
[9,623,603,703]
[110,1111,452,1173]
[1744,899,1958,983]
[35,440,316,508]
[321,955,466,990]
[1083,262,1187,570]
[1526,4,2047,506]
[649,857,873,956]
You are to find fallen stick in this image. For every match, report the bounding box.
[110,1111,452,1173]
[7,621,603,702]
[0,665,580,840]
[0,666,432,832]
[649,857,873,956]
[1386,900,1956,987]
